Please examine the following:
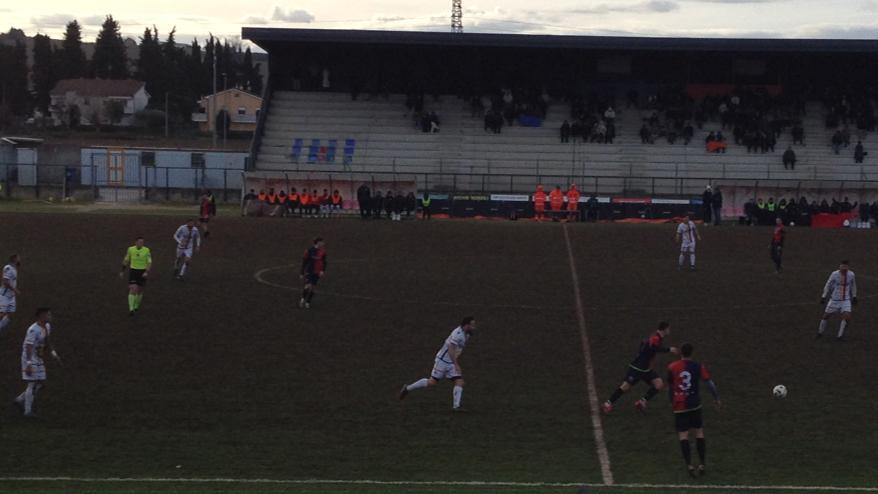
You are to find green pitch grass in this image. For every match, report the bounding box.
[0,212,875,493]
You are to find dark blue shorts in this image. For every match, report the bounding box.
[624,367,659,385]
[674,408,703,432]
[305,273,320,286]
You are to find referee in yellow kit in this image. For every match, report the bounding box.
[120,236,152,316]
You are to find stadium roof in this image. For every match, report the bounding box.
[243,28,878,53]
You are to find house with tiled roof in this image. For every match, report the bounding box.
[49,79,150,127]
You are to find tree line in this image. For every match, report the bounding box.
[0,15,263,129]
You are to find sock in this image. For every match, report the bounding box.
[134,294,143,310]
[680,439,692,465]
[678,254,685,267]
[690,254,696,267]
[0,315,9,333]
[453,385,463,408]
[179,263,188,276]
[818,319,827,334]
[838,320,848,338]
[128,294,136,311]
[24,382,35,414]
[608,388,624,404]
[643,386,659,401]
[696,438,706,464]
[406,378,429,392]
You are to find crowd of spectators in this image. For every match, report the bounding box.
[470,87,550,134]
[561,93,617,143]
[743,195,871,226]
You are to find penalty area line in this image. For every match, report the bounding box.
[562,223,614,486]
[1,477,877,492]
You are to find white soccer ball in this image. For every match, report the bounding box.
[773,384,787,398]
[843,219,851,227]
[789,221,795,226]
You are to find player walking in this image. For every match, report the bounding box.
[399,316,476,412]
[199,190,215,239]
[770,217,785,273]
[14,308,61,418]
[173,219,201,281]
[120,237,152,315]
[602,321,678,414]
[0,254,22,335]
[817,260,857,340]
[667,343,720,477]
[676,216,702,271]
[300,237,327,309]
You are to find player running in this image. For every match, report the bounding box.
[14,308,62,418]
[770,217,785,273]
[602,321,678,414]
[817,260,857,340]
[399,316,476,412]
[0,254,22,335]
[667,343,720,477]
[300,237,327,309]
[173,219,201,281]
[676,216,701,271]
[199,190,215,239]
[120,237,152,316]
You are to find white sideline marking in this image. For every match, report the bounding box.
[2,477,877,491]
[562,223,614,486]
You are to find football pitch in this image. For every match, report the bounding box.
[0,209,876,494]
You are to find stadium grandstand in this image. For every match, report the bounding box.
[242,28,877,216]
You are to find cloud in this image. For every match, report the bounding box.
[81,15,106,26]
[862,0,878,10]
[794,23,878,39]
[271,7,315,23]
[571,1,680,15]
[243,16,269,25]
[30,13,75,28]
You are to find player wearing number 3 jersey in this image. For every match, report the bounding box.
[667,343,720,478]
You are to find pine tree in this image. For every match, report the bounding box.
[242,47,263,95]
[203,35,215,97]
[137,27,164,103]
[32,34,57,115]
[60,20,87,79]
[92,15,129,79]
[0,38,31,117]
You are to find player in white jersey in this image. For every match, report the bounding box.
[173,219,201,281]
[0,254,22,335]
[399,316,476,412]
[817,260,857,340]
[14,308,61,417]
[676,216,702,271]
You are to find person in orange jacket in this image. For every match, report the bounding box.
[549,186,565,221]
[567,183,581,222]
[533,184,547,221]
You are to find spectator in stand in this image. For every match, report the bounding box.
[372,191,384,219]
[533,184,547,221]
[330,190,343,217]
[712,187,723,226]
[606,121,616,144]
[640,123,652,144]
[701,186,713,224]
[357,183,371,219]
[319,189,330,218]
[591,119,607,143]
[405,192,417,218]
[854,141,867,163]
[429,111,441,133]
[242,189,257,216]
[384,191,395,221]
[783,146,797,170]
[567,184,581,222]
[560,120,571,143]
[831,130,844,154]
[604,106,616,125]
[549,186,565,222]
[683,122,694,145]
[792,122,805,145]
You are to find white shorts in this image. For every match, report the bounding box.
[176,247,194,259]
[21,357,46,381]
[681,242,696,253]
[431,359,462,381]
[824,299,852,315]
[0,294,16,313]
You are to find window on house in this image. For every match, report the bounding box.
[191,153,205,168]
[141,151,156,167]
[237,107,246,115]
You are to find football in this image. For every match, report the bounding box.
[773,384,788,398]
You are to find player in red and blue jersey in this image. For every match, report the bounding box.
[602,321,678,414]
[299,237,327,309]
[667,342,720,477]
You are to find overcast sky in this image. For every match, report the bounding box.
[4,0,878,47]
